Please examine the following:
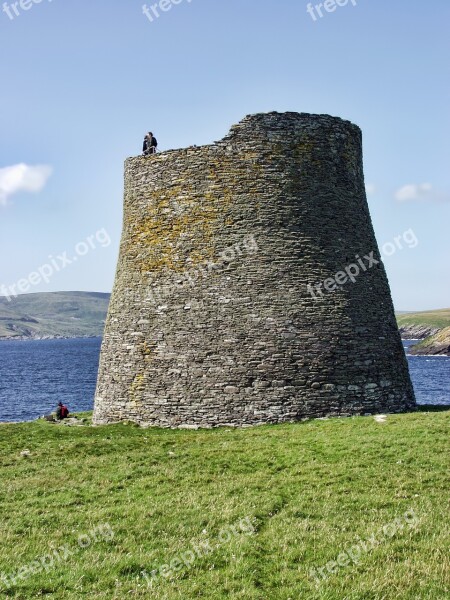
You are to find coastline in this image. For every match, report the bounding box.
[0,334,102,342]
[0,332,429,342]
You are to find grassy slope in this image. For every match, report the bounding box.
[0,292,110,338]
[0,411,448,599]
[396,308,450,331]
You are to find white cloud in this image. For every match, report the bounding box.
[0,163,53,206]
[365,183,376,196]
[395,182,437,202]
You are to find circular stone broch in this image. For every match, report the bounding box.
[93,112,416,427]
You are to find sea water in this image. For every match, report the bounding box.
[0,338,448,422]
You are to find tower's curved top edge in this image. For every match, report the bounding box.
[127,111,361,162]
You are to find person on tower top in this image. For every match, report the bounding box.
[143,132,158,155]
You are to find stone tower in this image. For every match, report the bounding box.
[93,112,416,427]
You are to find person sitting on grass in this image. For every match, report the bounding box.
[55,402,69,420]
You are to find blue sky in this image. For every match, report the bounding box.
[0,0,448,311]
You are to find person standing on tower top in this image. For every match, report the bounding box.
[143,132,158,155]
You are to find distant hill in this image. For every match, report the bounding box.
[1,294,448,350]
[0,292,110,340]
[396,308,450,339]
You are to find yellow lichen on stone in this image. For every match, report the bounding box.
[140,341,154,358]
[129,372,146,405]
[125,175,235,274]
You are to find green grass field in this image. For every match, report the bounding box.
[0,410,448,599]
[396,308,450,331]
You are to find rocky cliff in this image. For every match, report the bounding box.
[409,327,450,356]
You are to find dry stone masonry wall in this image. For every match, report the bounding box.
[93,112,416,427]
